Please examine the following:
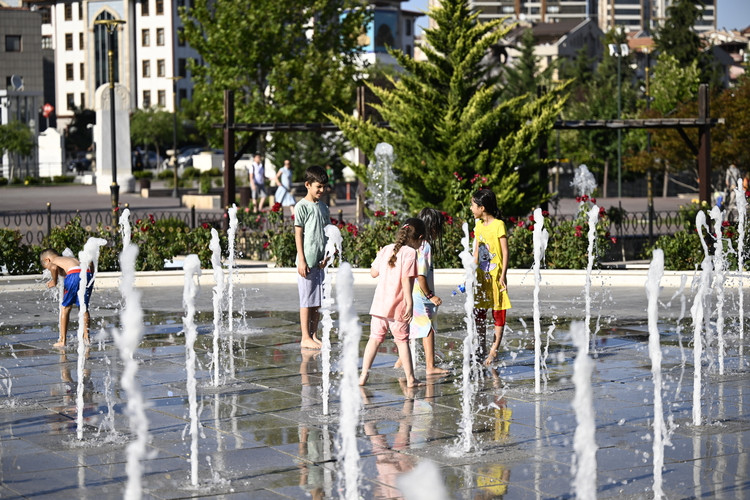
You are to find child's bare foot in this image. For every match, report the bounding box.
[53,340,65,348]
[426,366,450,376]
[393,358,403,369]
[83,337,91,346]
[358,372,369,386]
[406,378,424,388]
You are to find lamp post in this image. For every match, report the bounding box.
[609,41,628,198]
[94,18,126,223]
[167,76,183,199]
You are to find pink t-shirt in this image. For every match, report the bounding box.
[369,244,418,320]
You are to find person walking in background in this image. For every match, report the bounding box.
[249,154,268,212]
[725,163,741,214]
[359,218,426,388]
[294,166,331,350]
[275,159,296,217]
[470,189,512,366]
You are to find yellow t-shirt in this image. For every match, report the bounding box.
[474,218,512,311]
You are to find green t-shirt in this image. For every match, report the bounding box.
[294,198,330,267]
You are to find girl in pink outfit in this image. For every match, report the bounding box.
[359,218,426,388]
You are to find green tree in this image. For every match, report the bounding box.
[64,108,95,156]
[649,53,700,114]
[654,0,712,83]
[331,0,568,216]
[504,28,553,100]
[130,108,179,162]
[181,0,369,165]
[0,120,34,180]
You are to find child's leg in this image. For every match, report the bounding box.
[474,308,488,358]
[83,310,91,344]
[299,307,322,349]
[422,329,449,375]
[309,306,321,342]
[395,340,421,387]
[359,336,383,386]
[55,305,72,347]
[484,310,507,366]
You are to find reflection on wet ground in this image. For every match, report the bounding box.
[0,309,748,499]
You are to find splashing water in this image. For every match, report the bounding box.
[209,229,225,387]
[736,186,747,350]
[114,242,151,500]
[0,366,11,398]
[570,321,597,500]
[572,164,597,197]
[457,222,479,453]
[584,204,599,354]
[532,208,549,394]
[367,142,404,214]
[76,237,107,441]
[691,211,712,426]
[335,263,361,499]
[396,460,449,500]
[119,208,132,248]
[227,205,238,334]
[646,249,666,499]
[321,224,343,416]
[182,254,202,486]
[709,206,726,375]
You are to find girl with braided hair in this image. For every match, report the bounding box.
[360,217,426,388]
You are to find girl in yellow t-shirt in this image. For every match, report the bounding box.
[470,189,512,366]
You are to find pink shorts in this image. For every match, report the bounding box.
[370,315,410,343]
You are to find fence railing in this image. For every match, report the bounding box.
[1,205,687,250]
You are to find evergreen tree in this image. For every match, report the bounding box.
[654,0,712,82]
[504,28,553,100]
[331,0,568,216]
[182,0,369,171]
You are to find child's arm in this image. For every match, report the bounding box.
[498,235,509,291]
[295,226,309,277]
[47,264,59,288]
[370,250,381,278]
[416,275,442,306]
[401,276,414,322]
[473,236,479,264]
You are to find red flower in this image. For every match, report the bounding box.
[541,210,549,217]
[528,225,534,231]
[575,225,583,231]
[446,215,454,225]
[374,210,385,217]
[223,213,228,218]
[529,214,535,222]
[263,242,270,249]
[290,214,295,221]
[582,195,589,202]
[721,220,731,227]
[148,214,155,223]
[136,218,142,225]
[481,177,488,183]
[590,198,596,204]
[331,218,338,224]
[726,231,735,238]
[610,237,617,244]
[141,226,148,232]
[575,229,582,237]
[271,202,282,213]
[390,211,397,216]
[599,207,606,217]
[517,221,525,227]
[509,216,517,223]
[576,196,582,203]
[469,231,474,239]
[202,222,210,229]
[244,207,251,213]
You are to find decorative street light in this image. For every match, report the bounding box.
[167,76,183,199]
[94,18,126,223]
[609,41,629,199]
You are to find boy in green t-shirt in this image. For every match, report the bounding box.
[294,166,330,349]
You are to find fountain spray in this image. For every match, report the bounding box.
[227,205,238,334]
[692,211,712,426]
[646,249,666,499]
[709,206,726,375]
[457,222,479,453]
[209,229,225,386]
[335,263,362,499]
[735,186,746,351]
[75,237,107,441]
[570,321,597,500]
[321,225,343,416]
[182,254,202,486]
[532,208,549,394]
[584,204,599,353]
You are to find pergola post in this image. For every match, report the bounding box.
[697,84,711,204]
[223,90,236,224]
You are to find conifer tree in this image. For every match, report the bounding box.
[331,0,569,216]
[504,28,554,100]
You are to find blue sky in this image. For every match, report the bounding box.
[402,0,750,32]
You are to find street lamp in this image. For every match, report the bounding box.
[167,76,183,199]
[94,18,126,223]
[609,41,629,199]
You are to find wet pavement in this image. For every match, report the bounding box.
[0,276,748,499]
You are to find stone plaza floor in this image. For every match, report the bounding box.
[0,276,748,499]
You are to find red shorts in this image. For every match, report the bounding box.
[370,315,410,343]
[474,309,506,327]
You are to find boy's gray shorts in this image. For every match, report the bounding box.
[298,267,323,308]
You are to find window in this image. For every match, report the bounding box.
[40,8,51,24]
[66,63,74,80]
[142,0,149,16]
[65,33,73,50]
[405,20,412,37]
[156,28,164,46]
[156,0,164,15]
[80,63,85,80]
[78,3,83,20]
[178,27,185,46]
[80,93,85,108]
[178,58,186,77]
[158,89,166,107]
[143,90,151,108]
[177,0,185,7]
[142,29,150,47]
[64,4,72,20]
[178,88,187,104]
[79,32,84,50]
[41,35,52,49]
[142,60,151,77]
[67,93,75,110]
[5,35,22,52]
[157,59,165,77]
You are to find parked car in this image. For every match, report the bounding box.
[132,149,161,171]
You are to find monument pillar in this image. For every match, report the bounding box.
[94,83,134,195]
